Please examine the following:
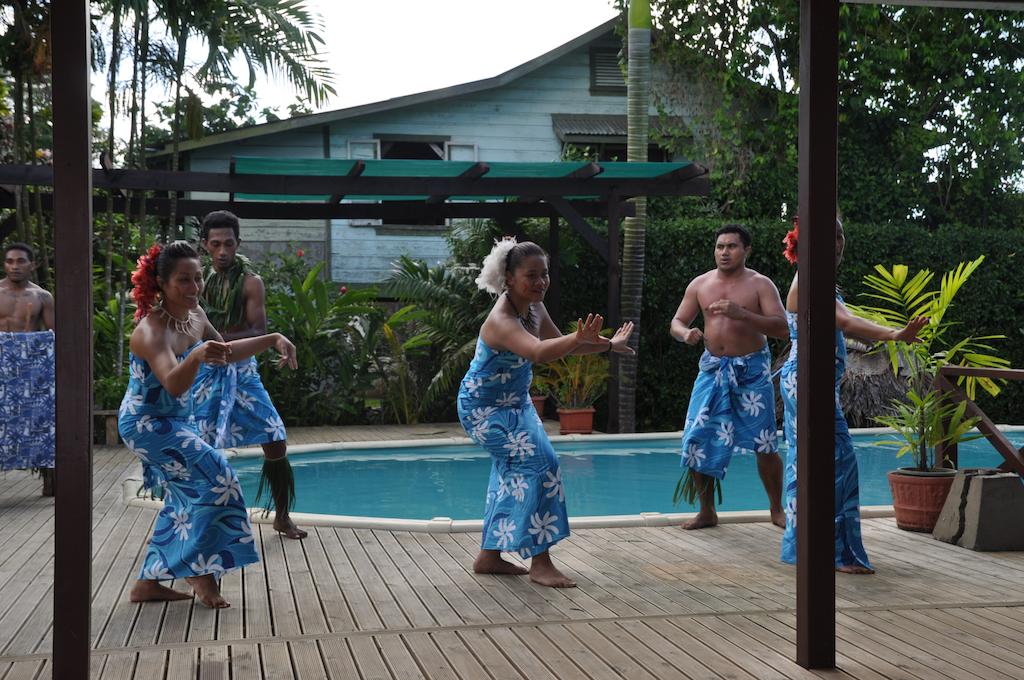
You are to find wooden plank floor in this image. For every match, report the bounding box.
[3,430,1024,679]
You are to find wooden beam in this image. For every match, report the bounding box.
[935,374,1024,476]
[546,196,609,262]
[0,164,709,199]
[327,159,365,204]
[0,191,635,221]
[566,161,603,179]
[796,0,839,669]
[51,1,93,678]
[547,215,562,323]
[426,161,489,203]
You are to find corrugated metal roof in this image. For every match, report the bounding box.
[551,114,682,140]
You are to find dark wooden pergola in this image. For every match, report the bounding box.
[42,0,1021,677]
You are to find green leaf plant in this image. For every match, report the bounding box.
[531,327,611,410]
[846,255,1007,471]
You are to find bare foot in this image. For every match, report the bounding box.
[273,514,308,540]
[129,580,193,603]
[529,559,577,588]
[473,552,529,576]
[682,511,718,530]
[837,565,875,575]
[185,575,230,608]
[769,508,786,529]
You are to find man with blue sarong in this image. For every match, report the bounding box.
[193,211,306,539]
[0,242,55,496]
[670,225,789,529]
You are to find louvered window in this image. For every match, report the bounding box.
[590,47,625,95]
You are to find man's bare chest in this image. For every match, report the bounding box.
[697,283,760,312]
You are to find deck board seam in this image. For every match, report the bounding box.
[5,599,1024,663]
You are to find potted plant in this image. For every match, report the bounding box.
[529,376,548,418]
[532,335,610,434]
[849,256,1008,531]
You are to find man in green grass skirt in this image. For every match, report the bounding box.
[193,210,306,539]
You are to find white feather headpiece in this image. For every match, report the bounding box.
[474,236,518,294]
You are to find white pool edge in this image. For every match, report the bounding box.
[121,477,897,532]
[221,424,1024,459]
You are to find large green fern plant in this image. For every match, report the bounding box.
[846,255,1007,470]
[380,256,493,414]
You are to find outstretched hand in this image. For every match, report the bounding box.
[609,322,636,354]
[274,333,298,369]
[575,313,605,345]
[893,316,929,344]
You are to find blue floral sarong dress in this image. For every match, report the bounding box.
[118,344,259,581]
[0,331,55,470]
[679,345,778,489]
[458,338,569,559]
[780,307,871,570]
[191,359,286,448]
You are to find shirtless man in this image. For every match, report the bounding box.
[0,243,56,495]
[195,211,306,539]
[670,225,788,530]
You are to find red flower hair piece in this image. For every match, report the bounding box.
[131,243,164,321]
[782,217,799,265]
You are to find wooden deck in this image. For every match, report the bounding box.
[4,428,1024,679]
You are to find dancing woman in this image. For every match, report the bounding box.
[119,241,297,607]
[458,238,634,588]
[779,220,925,573]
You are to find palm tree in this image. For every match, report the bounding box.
[617,0,651,433]
[152,0,336,236]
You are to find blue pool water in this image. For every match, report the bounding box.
[232,432,1024,520]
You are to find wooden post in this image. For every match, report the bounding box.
[52,0,94,678]
[547,214,562,323]
[606,197,621,433]
[797,0,839,669]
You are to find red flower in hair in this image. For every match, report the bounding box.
[782,217,799,265]
[131,243,164,321]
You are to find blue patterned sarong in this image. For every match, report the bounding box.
[458,338,569,559]
[192,358,286,448]
[118,344,259,581]
[780,308,871,570]
[680,345,778,487]
[0,331,55,470]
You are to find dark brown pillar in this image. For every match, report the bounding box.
[796,0,839,669]
[547,214,562,323]
[52,1,94,677]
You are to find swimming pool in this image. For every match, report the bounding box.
[231,430,1024,521]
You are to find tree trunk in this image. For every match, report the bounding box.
[103,2,123,301]
[617,1,652,433]
[26,73,49,286]
[167,29,188,242]
[12,72,27,243]
[137,11,149,246]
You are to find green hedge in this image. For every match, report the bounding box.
[539,218,1024,431]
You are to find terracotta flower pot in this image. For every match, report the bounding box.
[530,394,547,417]
[887,468,956,532]
[557,407,595,435]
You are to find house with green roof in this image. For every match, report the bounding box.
[153,17,714,282]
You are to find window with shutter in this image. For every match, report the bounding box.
[589,47,626,95]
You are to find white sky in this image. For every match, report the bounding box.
[252,0,618,113]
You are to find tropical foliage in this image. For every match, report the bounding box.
[532,328,611,410]
[381,255,492,415]
[846,256,1008,471]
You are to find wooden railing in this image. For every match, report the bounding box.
[934,366,1024,476]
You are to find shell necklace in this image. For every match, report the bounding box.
[155,304,201,340]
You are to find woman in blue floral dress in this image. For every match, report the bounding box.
[779,219,925,573]
[458,238,634,587]
[119,241,297,607]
